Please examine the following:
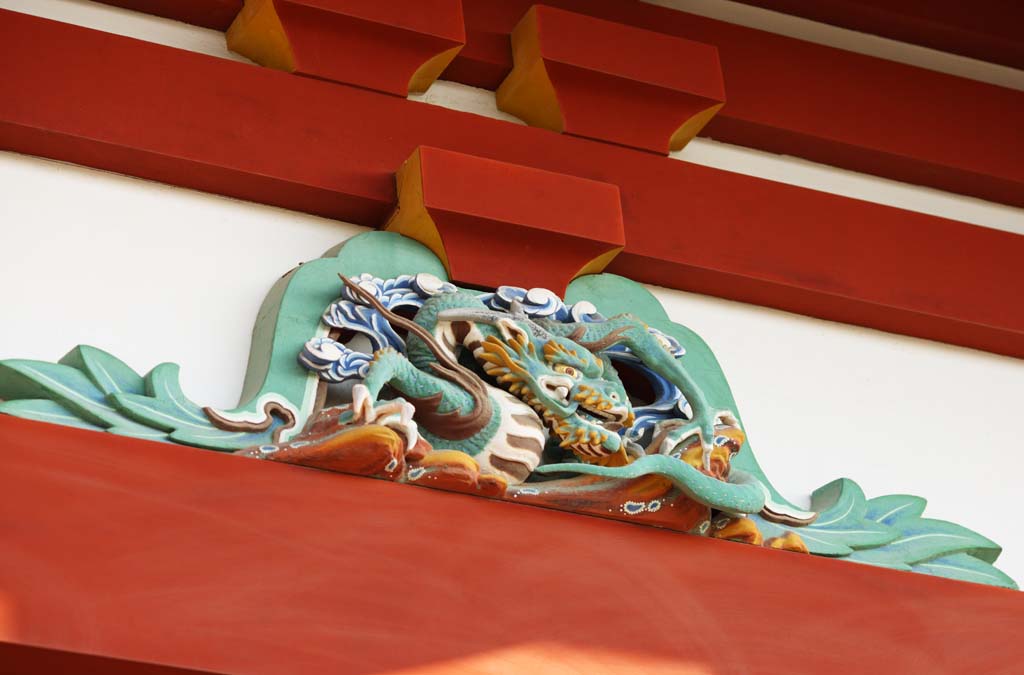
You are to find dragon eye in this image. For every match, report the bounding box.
[554,364,580,378]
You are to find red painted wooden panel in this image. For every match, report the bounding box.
[0,415,1022,674]
[732,0,1024,70]
[1,11,1022,357]
[89,0,1024,207]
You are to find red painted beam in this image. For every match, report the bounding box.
[449,0,1024,208]
[89,0,1024,207]
[0,643,220,675]
[94,0,241,30]
[731,0,1024,71]
[2,11,1022,357]
[1,415,1021,674]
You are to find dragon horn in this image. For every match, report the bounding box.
[436,308,507,325]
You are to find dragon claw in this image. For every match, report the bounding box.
[658,408,740,472]
[394,400,419,452]
[383,414,419,453]
[348,384,419,451]
[351,384,375,424]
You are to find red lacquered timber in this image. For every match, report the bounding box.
[495,5,726,154]
[226,0,466,96]
[91,0,1024,207]
[731,0,1024,71]
[386,146,626,294]
[2,11,1022,358]
[95,0,240,30]
[0,643,218,675]
[448,0,1024,208]
[0,415,1022,674]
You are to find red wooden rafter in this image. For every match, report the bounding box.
[730,0,1024,71]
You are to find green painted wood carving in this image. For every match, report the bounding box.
[0,232,1015,589]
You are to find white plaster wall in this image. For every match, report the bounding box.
[1,1,1023,583]
[0,153,364,409]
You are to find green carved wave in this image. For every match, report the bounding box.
[751,479,1017,590]
[0,346,285,450]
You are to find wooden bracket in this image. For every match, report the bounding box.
[496,5,725,154]
[227,0,466,95]
[384,146,625,294]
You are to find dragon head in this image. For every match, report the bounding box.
[472,314,634,460]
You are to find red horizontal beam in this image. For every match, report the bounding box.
[2,415,1021,674]
[2,11,1022,357]
[731,0,1024,71]
[94,0,240,30]
[0,643,218,675]
[96,0,1024,207]
[448,0,1024,207]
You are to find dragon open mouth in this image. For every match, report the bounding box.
[523,375,631,457]
[576,406,625,431]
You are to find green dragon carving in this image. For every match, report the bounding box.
[336,277,771,517]
[0,232,1015,589]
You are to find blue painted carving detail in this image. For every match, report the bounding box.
[301,273,456,382]
[322,301,406,352]
[299,337,373,383]
[481,286,685,356]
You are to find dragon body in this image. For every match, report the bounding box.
[354,285,640,478]
[328,277,803,523]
